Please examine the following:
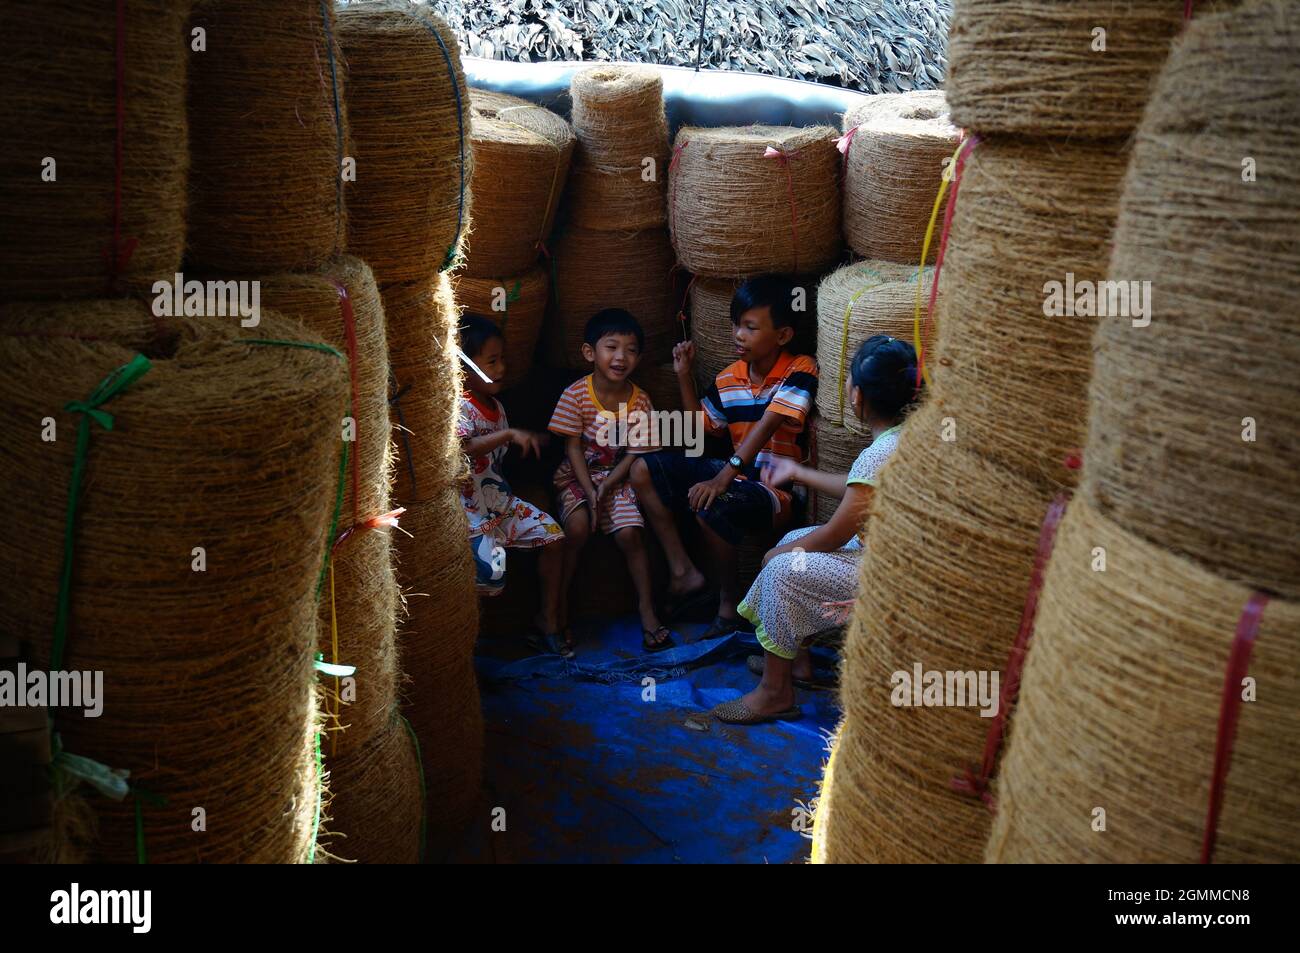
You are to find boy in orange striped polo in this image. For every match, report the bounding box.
[629,276,818,641]
[549,309,673,653]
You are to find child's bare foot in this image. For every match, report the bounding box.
[792,649,814,682]
[736,681,797,718]
[667,567,707,599]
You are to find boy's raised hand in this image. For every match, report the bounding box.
[672,340,696,377]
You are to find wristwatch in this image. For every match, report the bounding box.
[728,454,745,471]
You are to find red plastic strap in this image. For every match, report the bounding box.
[917,133,979,388]
[333,507,406,552]
[764,146,801,273]
[105,0,138,287]
[668,140,689,236]
[1201,591,1268,863]
[951,492,1068,811]
[328,279,361,526]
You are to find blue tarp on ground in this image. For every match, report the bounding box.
[468,617,840,864]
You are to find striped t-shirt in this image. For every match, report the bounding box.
[548,375,658,473]
[701,351,819,473]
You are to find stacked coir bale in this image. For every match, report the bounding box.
[816,260,933,438]
[337,2,483,856]
[0,308,349,863]
[459,91,573,387]
[989,0,1300,863]
[0,1,189,298]
[188,0,349,273]
[814,0,1191,863]
[549,66,677,370]
[336,1,472,283]
[840,90,960,265]
[809,415,870,525]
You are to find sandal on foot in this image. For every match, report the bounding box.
[662,586,713,622]
[745,654,835,690]
[642,625,675,653]
[694,614,754,643]
[709,699,801,725]
[526,629,574,658]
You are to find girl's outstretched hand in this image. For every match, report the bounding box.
[761,458,801,488]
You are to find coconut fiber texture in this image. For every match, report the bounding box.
[463,89,574,278]
[321,710,423,863]
[813,403,1052,863]
[394,490,483,848]
[188,0,350,273]
[384,274,465,504]
[337,1,473,283]
[0,305,349,863]
[0,0,189,299]
[816,260,932,438]
[945,0,1202,139]
[931,137,1128,492]
[987,496,1300,863]
[1084,0,1300,600]
[257,256,393,518]
[686,275,742,392]
[669,124,842,277]
[809,414,872,525]
[841,90,958,264]
[452,265,549,390]
[547,226,677,369]
[566,65,669,231]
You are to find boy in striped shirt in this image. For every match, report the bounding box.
[630,276,818,641]
[548,309,672,652]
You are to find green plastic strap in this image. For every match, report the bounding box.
[132,786,167,865]
[397,712,428,863]
[245,338,344,360]
[52,353,152,672]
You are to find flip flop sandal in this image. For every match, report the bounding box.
[694,614,754,642]
[745,654,836,690]
[709,699,802,725]
[642,625,675,653]
[662,586,713,623]
[526,629,574,658]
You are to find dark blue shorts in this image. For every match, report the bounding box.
[638,450,776,546]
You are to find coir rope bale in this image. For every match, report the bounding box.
[0,306,349,863]
[566,65,669,231]
[463,89,574,278]
[687,276,742,391]
[816,260,932,437]
[814,403,1048,863]
[258,256,392,517]
[932,138,1127,492]
[188,0,349,273]
[320,527,401,756]
[337,1,473,283]
[809,415,872,525]
[946,0,1191,139]
[548,226,677,369]
[452,266,549,390]
[841,91,958,264]
[669,125,841,277]
[394,490,483,844]
[384,275,464,503]
[986,496,1300,863]
[1084,0,1300,599]
[321,712,423,863]
[0,0,188,298]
